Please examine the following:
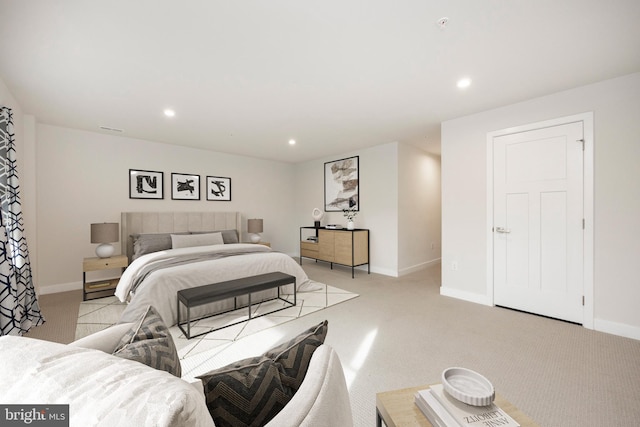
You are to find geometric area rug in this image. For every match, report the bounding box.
[75,282,358,375]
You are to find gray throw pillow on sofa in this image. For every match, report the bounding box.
[113,305,182,377]
[197,320,328,427]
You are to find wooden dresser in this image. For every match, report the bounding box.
[300,226,370,278]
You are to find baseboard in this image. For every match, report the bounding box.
[440,286,492,306]
[38,281,82,295]
[398,258,441,277]
[594,318,640,341]
[369,266,398,277]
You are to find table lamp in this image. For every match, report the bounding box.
[91,222,119,258]
[247,218,263,243]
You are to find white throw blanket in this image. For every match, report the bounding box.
[0,336,214,427]
[116,244,320,326]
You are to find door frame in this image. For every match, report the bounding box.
[485,112,594,329]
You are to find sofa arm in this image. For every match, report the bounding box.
[69,322,135,353]
[266,344,353,427]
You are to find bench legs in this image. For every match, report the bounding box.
[177,282,297,340]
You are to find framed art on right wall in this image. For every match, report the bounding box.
[206,176,231,201]
[324,155,359,211]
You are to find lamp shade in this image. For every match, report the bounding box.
[247,219,263,234]
[91,223,119,244]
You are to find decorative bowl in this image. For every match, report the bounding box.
[441,367,495,406]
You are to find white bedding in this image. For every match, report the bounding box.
[116,243,319,326]
[0,336,214,427]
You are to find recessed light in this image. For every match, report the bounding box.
[289,139,296,145]
[456,78,471,89]
[164,109,176,117]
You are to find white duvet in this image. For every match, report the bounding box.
[115,243,319,326]
[0,336,214,427]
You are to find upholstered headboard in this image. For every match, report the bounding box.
[121,211,242,262]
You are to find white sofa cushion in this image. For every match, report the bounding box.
[266,344,354,427]
[0,336,215,427]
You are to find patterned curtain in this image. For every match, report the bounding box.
[0,106,44,336]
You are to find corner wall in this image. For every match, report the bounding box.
[294,141,441,277]
[35,124,298,293]
[398,143,441,274]
[441,72,640,340]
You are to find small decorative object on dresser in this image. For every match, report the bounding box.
[248,218,263,243]
[312,207,324,228]
[343,206,358,230]
[90,222,119,258]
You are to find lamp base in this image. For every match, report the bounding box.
[95,243,115,258]
[250,234,261,243]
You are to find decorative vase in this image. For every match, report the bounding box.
[347,221,355,230]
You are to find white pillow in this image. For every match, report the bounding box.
[171,232,224,249]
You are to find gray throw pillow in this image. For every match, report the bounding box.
[113,305,182,377]
[131,233,176,259]
[197,320,328,426]
[190,229,239,244]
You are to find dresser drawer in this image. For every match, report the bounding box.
[300,241,319,252]
[83,255,128,272]
[303,249,321,258]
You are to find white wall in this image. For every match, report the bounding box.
[294,143,399,276]
[441,72,640,340]
[18,121,442,293]
[398,143,441,275]
[294,141,441,277]
[35,124,298,293]
[3,75,442,293]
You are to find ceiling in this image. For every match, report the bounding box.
[0,1,639,163]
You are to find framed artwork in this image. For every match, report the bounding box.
[324,155,359,211]
[206,176,232,201]
[129,169,164,199]
[171,173,200,200]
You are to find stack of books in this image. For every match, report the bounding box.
[414,384,520,427]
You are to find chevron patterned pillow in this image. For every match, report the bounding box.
[197,320,328,427]
[264,319,328,394]
[113,305,182,377]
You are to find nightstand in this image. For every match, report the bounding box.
[82,255,128,301]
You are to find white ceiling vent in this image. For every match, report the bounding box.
[99,126,124,133]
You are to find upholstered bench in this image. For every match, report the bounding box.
[177,271,296,339]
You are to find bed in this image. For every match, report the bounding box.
[115,211,319,327]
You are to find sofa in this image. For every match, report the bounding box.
[0,311,353,427]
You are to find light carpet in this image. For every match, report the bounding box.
[75,282,358,368]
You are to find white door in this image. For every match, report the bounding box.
[493,122,584,323]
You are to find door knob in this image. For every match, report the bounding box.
[495,227,511,233]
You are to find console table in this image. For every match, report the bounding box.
[299,226,369,278]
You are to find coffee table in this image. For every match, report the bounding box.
[376,384,539,427]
